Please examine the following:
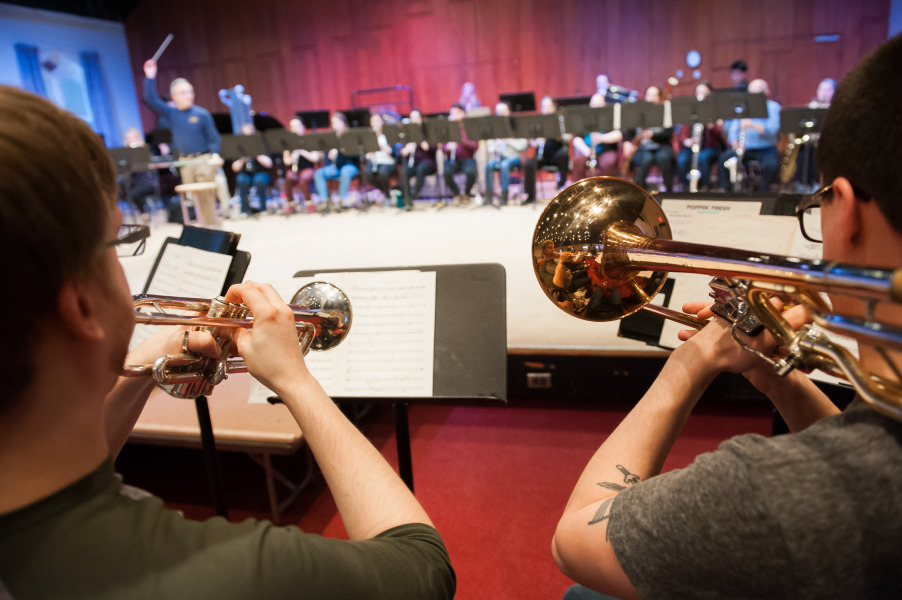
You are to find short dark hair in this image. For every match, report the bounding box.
[818,33,902,235]
[450,102,464,111]
[0,86,117,409]
[730,60,747,72]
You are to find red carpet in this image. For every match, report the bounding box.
[119,400,773,599]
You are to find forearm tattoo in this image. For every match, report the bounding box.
[589,465,642,535]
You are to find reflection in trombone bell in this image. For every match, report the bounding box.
[122,282,352,399]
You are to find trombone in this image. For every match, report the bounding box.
[533,177,902,420]
[122,282,352,399]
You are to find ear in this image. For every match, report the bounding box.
[825,177,863,253]
[57,279,105,342]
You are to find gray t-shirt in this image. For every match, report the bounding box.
[0,460,455,600]
[609,398,902,599]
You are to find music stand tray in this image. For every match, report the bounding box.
[462,115,514,141]
[712,92,769,121]
[499,91,536,113]
[511,114,562,139]
[560,105,615,136]
[262,129,302,154]
[669,96,717,126]
[620,101,666,130]
[423,118,462,146]
[296,132,341,153]
[780,106,829,134]
[296,110,331,131]
[220,133,267,161]
[383,123,425,146]
[339,127,381,155]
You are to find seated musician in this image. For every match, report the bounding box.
[363,113,399,204]
[675,82,724,191]
[442,103,479,206]
[0,85,455,599]
[717,78,781,192]
[281,117,318,214]
[785,77,837,192]
[399,108,437,210]
[117,127,158,221]
[312,112,360,213]
[485,101,529,206]
[552,34,902,599]
[631,86,675,193]
[571,93,623,181]
[231,122,273,217]
[523,96,571,203]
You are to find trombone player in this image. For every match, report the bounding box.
[553,35,902,599]
[0,86,455,599]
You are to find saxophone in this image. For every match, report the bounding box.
[780,133,807,184]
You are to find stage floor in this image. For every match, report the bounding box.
[121,200,660,355]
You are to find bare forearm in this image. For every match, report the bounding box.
[277,374,433,540]
[103,376,156,457]
[746,367,840,431]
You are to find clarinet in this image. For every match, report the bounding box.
[724,120,747,192]
[688,122,704,193]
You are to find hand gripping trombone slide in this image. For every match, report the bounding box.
[121,282,352,399]
[533,177,902,420]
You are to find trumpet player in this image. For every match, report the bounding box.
[553,35,902,599]
[0,86,455,599]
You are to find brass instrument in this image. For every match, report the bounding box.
[123,282,352,399]
[532,177,902,420]
[779,133,806,184]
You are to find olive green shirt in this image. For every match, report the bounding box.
[0,460,455,600]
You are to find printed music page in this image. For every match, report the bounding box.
[247,270,436,403]
[657,200,797,349]
[129,244,233,350]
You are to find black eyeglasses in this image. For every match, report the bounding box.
[795,181,871,243]
[106,224,150,257]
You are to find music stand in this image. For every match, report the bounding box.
[669,96,717,127]
[338,127,381,209]
[511,114,562,139]
[461,115,514,142]
[560,105,616,136]
[499,91,536,113]
[296,132,341,153]
[780,106,829,188]
[109,145,154,219]
[620,101,666,130]
[417,118,462,208]
[712,91,769,121]
[383,122,425,146]
[261,128,302,154]
[295,110,331,131]
[554,95,593,107]
[340,108,372,128]
[219,133,267,161]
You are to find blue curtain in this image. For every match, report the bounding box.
[14,43,47,97]
[80,51,119,147]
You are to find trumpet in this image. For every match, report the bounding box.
[122,282,352,399]
[533,177,902,420]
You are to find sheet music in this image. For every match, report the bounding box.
[248,270,437,403]
[657,200,796,349]
[129,244,233,351]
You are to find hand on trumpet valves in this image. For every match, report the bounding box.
[675,299,811,377]
[125,324,220,370]
[222,281,312,395]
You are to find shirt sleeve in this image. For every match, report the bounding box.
[143,77,169,116]
[201,110,221,155]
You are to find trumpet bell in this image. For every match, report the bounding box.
[290,281,352,351]
[533,177,671,322]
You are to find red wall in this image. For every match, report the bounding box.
[126,0,890,129]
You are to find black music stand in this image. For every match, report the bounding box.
[219,133,267,161]
[499,91,536,113]
[109,145,155,220]
[780,106,829,190]
[141,226,249,519]
[339,127,381,210]
[296,131,341,153]
[295,110,331,131]
[620,101,666,130]
[462,116,516,209]
[560,105,616,136]
[554,95,593,107]
[261,128,302,154]
[420,118,463,208]
[383,122,425,146]
[669,96,717,127]
[511,114,562,140]
[341,108,372,128]
[291,263,507,491]
[712,91,769,121]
